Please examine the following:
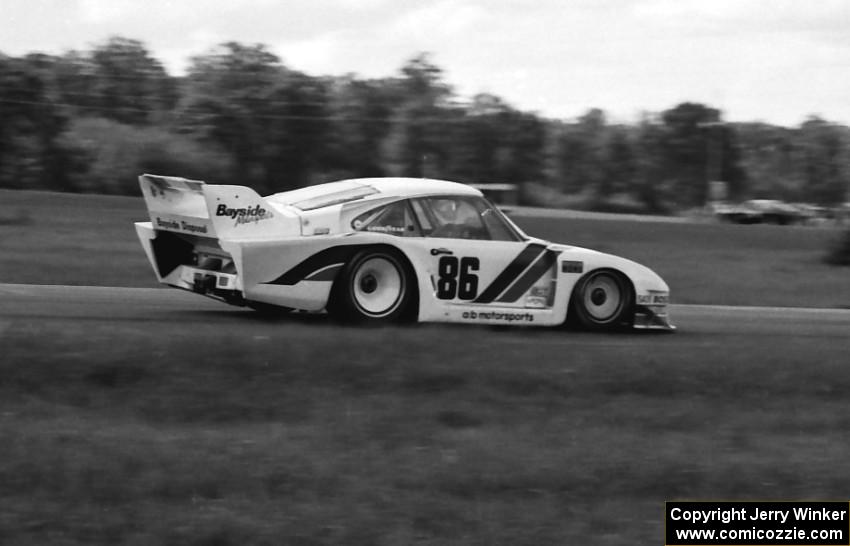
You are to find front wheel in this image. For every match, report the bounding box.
[330,248,416,324]
[571,269,633,331]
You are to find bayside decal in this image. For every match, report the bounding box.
[215,204,273,226]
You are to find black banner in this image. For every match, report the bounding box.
[666,502,849,545]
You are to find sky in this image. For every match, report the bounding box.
[2,0,849,126]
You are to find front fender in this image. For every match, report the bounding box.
[552,244,675,331]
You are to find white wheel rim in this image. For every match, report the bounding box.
[582,274,623,322]
[352,256,404,316]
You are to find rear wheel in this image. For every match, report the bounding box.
[571,270,633,331]
[330,248,416,324]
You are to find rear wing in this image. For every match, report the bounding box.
[138,174,298,239]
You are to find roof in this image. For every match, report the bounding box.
[266,177,482,210]
[358,177,482,197]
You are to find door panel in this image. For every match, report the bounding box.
[406,239,558,309]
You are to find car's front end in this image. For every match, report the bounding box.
[613,256,675,332]
[553,244,676,332]
[633,290,675,331]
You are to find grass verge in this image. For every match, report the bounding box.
[2,316,850,544]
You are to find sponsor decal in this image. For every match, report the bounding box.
[366,225,405,233]
[637,293,669,305]
[524,295,548,309]
[530,286,550,298]
[525,285,551,308]
[561,261,584,273]
[461,310,535,323]
[156,217,180,230]
[215,203,273,226]
[181,221,208,234]
[156,217,208,234]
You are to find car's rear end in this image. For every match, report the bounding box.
[135,174,299,305]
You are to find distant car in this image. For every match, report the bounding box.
[135,175,674,331]
[791,203,829,225]
[743,199,804,225]
[839,203,850,224]
[714,199,804,225]
[713,202,763,224]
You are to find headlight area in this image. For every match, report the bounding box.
[633,292,676,331]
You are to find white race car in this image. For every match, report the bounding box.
[135,175,674,331]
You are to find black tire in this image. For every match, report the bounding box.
[570,269,634,331]
[329,247,416,324]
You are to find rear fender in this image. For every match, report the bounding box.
[138,174,300,240]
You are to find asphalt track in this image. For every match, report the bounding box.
[2,283,849,344]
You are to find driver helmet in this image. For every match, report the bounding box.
[432,198,458,224]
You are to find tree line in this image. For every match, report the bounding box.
[1,36,848,212]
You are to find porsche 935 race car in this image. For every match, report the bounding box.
[135,175,674,331]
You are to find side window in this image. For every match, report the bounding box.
[417,197,490,240]
[351,201,420,237]
[480,205,517,241]
[410,199,433,233]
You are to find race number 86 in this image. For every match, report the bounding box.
[437,256,479,300]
